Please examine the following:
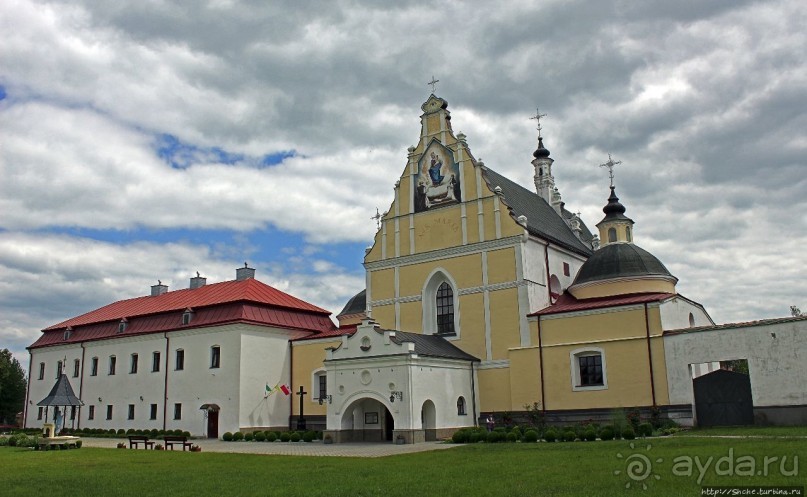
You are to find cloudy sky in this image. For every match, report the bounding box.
[2,0,805,368]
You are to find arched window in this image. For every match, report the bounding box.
[436,282,455,336]
[608,227,617,242]
[457,396,467,415]
[422,270,460,338]
[688,313,695,328]
[210,345,221,369]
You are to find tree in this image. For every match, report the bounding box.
[0,349,27,425]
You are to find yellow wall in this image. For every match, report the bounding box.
[291,340,341,416]
[570,278,676,299]
[489,288,520,359]
[508,347,542,409]
[370,269,395,301]
[477,368,511,412]
[455,293,486,360]
[398,254,482,297]
[487,247,516,284]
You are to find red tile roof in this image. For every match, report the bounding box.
[529,292,676,317]
[30,279,337,350]
[45,278,329,330]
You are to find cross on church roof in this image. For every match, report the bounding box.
[427,75,439,94]
[529,108,547,138]
[599,154,622,187]
[371,208,382,229]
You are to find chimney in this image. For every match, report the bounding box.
[190,272,206,289]
[151,280,168,296]
[236,262,255,281]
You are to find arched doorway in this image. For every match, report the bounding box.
[339,397,395,443]
[200,404,220,439]
[421,400,436,441]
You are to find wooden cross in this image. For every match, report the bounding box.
[599,154,622,187]
[296,386,307,430]
[427,75,440,94]
[529,108,547,137]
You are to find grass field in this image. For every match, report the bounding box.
[1,434,804,496]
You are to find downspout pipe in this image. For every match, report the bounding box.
[288,340,293,431]
[78,343,86,430]
[538,317,546,412]
[644,303,657,407]
[24,350,33,429]
[163,333,169,431]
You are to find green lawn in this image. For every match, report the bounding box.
[1,436,804,497]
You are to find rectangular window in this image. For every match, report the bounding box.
[210,346,220,369]
[106,405,113,420]
[175,349,184,371]
[56,360,63,378]
[173,403,182,420]
[128,404,135,420]
[73,358,80,378]
[152,351,160,372]
[130,353,138,374]
[37,407,43,420]
[70,406,76,421]
[318,374,327,399]
[38,362,45,380]
[90,357,98,376]
[88,405,95,420]
[150,404,158,420]
[563,262,571,277]
[108,356,116,375]
[578,355,603,386]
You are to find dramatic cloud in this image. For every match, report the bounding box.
[1,0,805,366]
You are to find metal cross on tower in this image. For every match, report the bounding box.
[427,75,440,94]
[599,154,622,188]
[529,108,547,138]
[371,208,382,230]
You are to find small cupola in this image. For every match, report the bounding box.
[596,186,635,246]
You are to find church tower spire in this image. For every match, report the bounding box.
[595,155,634,246]
[530,109,560,213]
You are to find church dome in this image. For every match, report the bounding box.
[573,243,675,286]
[337,289,366,318]
[533,137,551,159]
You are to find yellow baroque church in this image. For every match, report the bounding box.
[289,92,714,442]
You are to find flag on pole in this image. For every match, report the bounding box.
[280,384,291,396]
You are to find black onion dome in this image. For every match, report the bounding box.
[533,137,551,159]
[600,186,632,222]
[572,243,676,286]
[337,289,366,317]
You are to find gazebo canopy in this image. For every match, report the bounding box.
[37,374,84,407]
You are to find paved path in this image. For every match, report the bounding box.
[80,437,460,458]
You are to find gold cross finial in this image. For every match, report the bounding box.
[427,76,439,94]
[529,108,547,138]
[599,154,622,187]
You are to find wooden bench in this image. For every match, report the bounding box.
[128,435,154,449]
[163,435,193,451]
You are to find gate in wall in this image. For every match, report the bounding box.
[693,369,753,427]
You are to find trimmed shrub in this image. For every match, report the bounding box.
[599,426,615,441]
[506,432,518,443]
[510,427,522,440]
[290,432,301,442]
[244,432,254,442]
[116,429,125,436]
[583,429,597,441]
[222,432,233,441]
[468,431,482,443]
[543,429,557,442]
[562,430,576,442]
[622,427,636,440]
[486,431,501,443]
[182,431,191,438]
[126,428,136,435]
[267,432,278,442]
[75,440,82,448]
[7,435,18,447]
[150,429,159,437]
[232,431,244,441]
[253,431,266,442]
[303,431,315,443]
[0,437,8,446]
[523,430,539,443]
[279,432,291,442]
[638,423,653,437]
[452,429,469,444]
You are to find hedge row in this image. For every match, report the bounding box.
[52,428,192,439]
[452,421,665,444]
[222,430,321,442]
